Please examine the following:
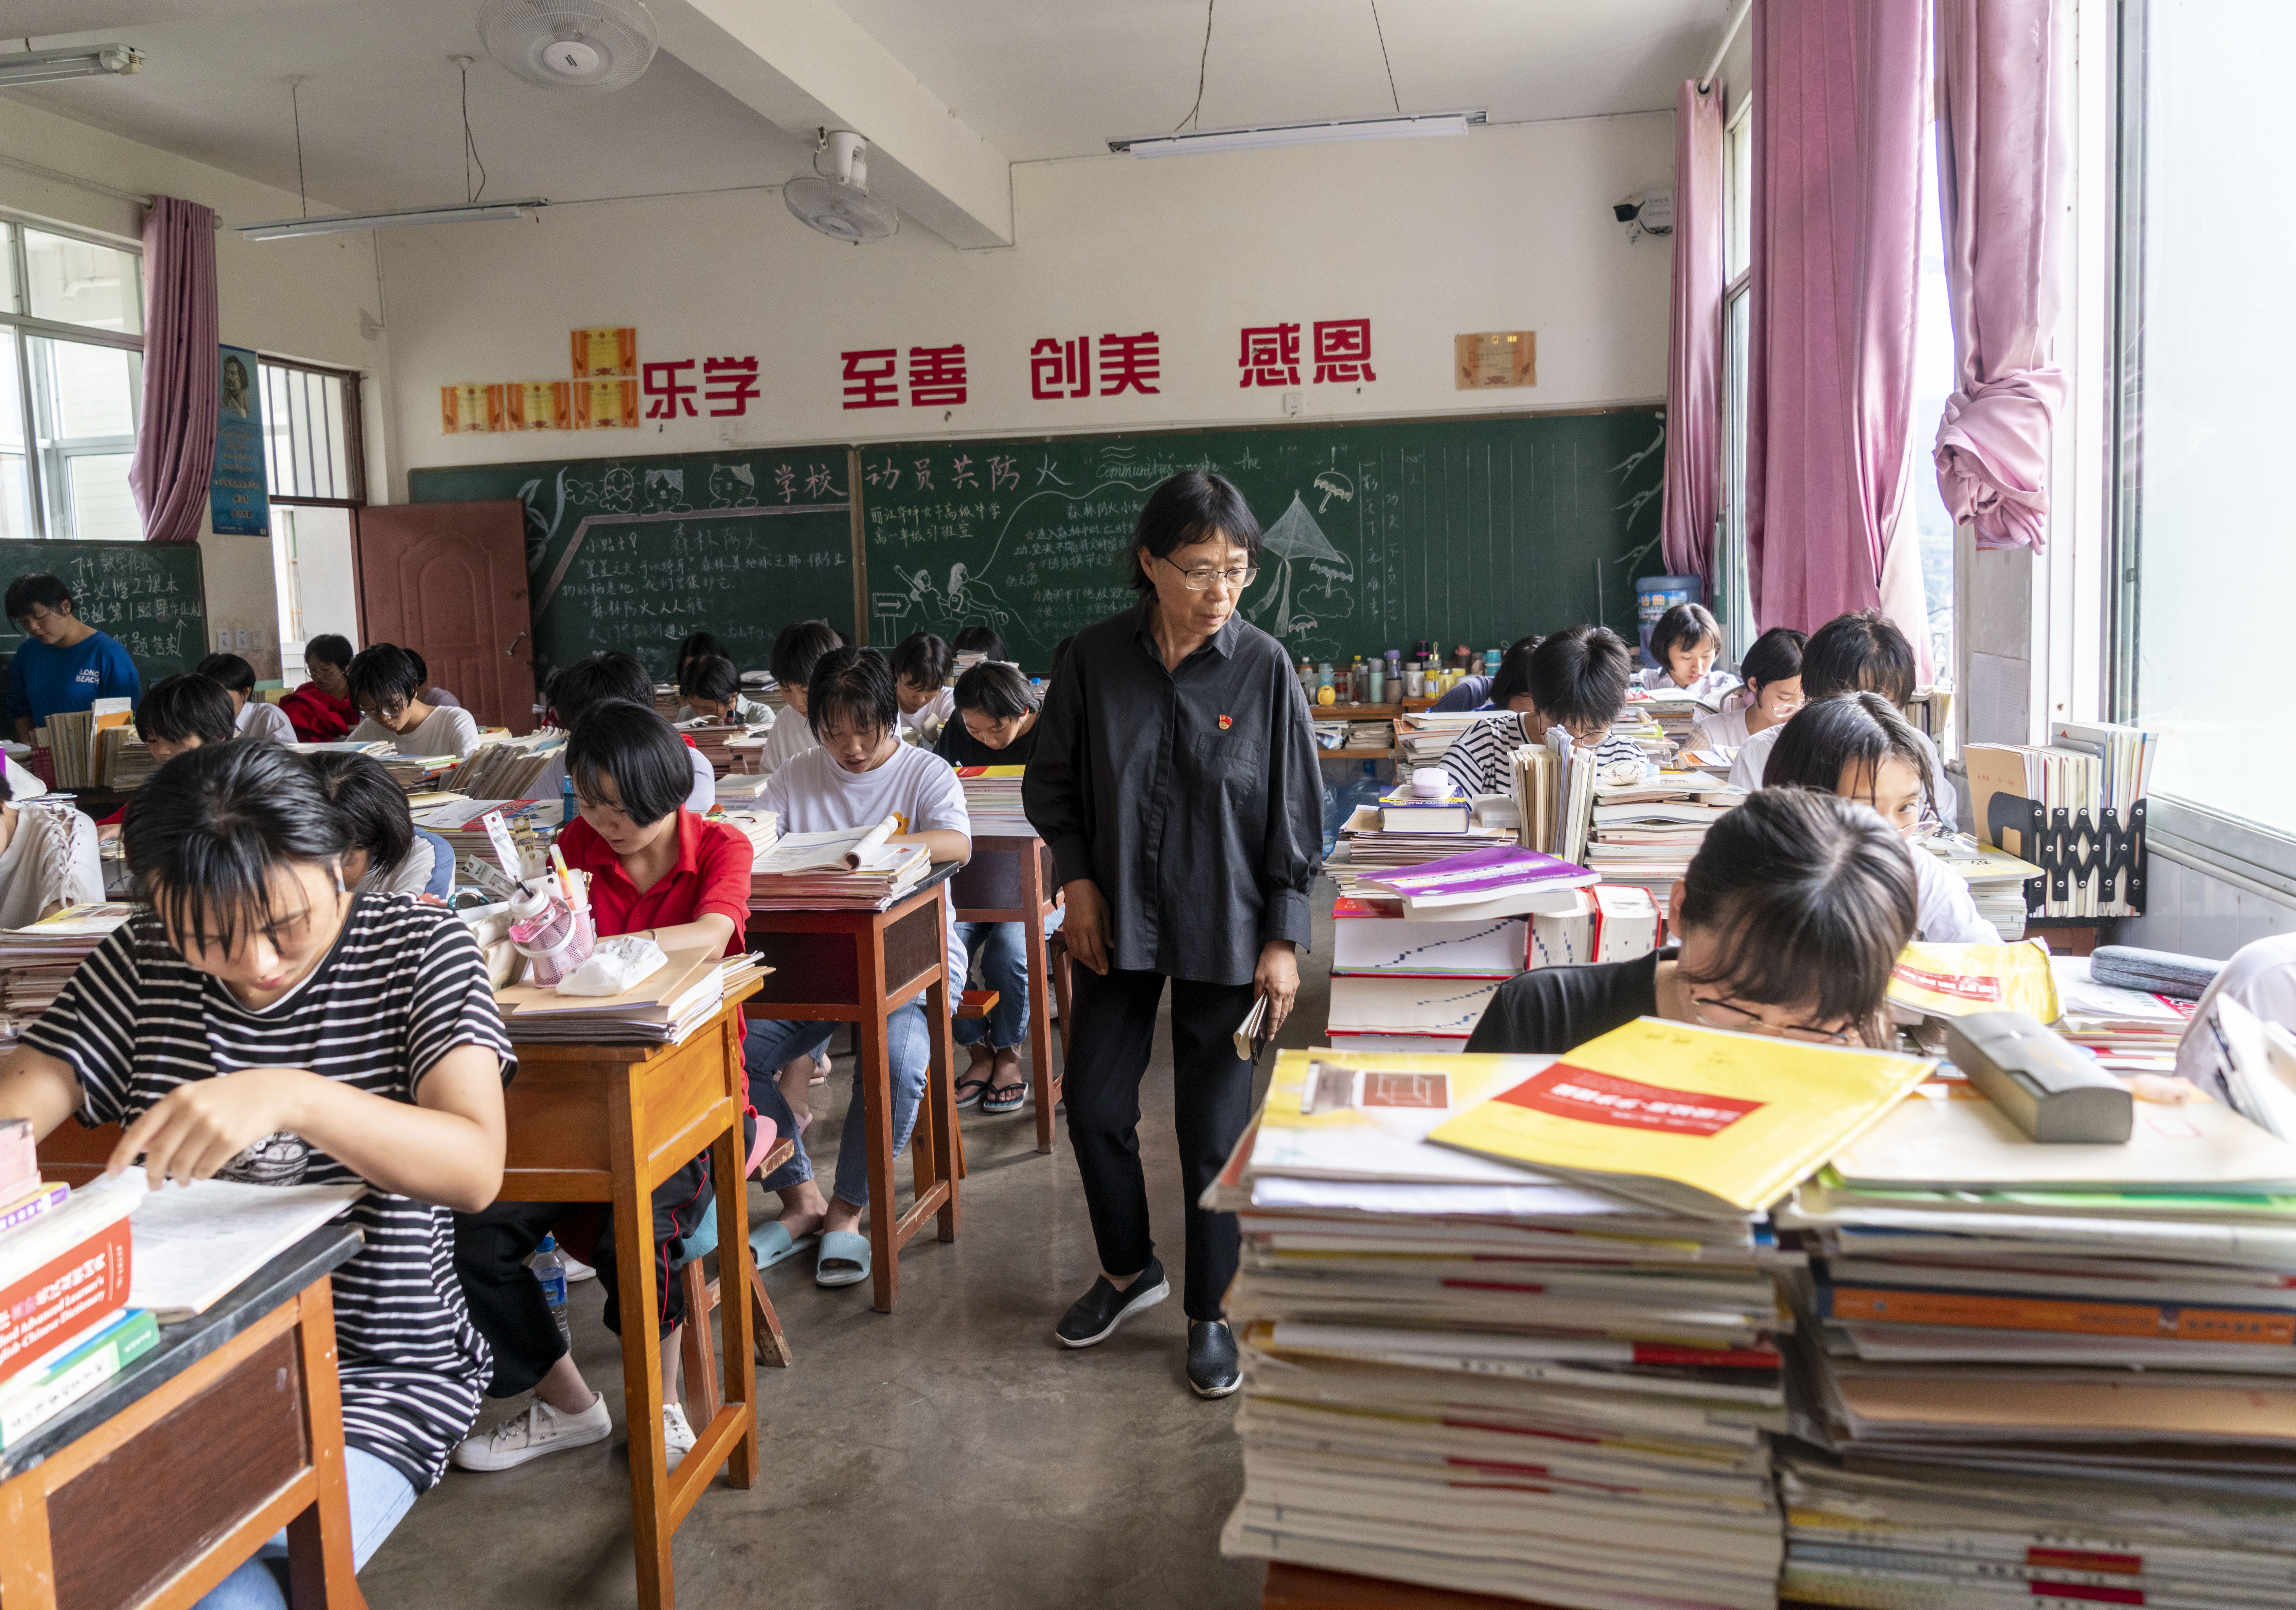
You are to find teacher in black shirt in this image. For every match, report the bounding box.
[1025,471,1322,1399]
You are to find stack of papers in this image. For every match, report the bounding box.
[413,799,550,883]
[675,720,770,772]
[750,820,932,911]
[1358,844,1597,922]
[2052,954,2195,1073]
[1393,711,1486,766]
[1510,732,1598,864]
[1217,1024,1934,1608]
[1585,776,1744,924]
[496,945,733,1045]
[1918,835,2041,941]
[1323,805,1515,900]
[952,766,1031,834]
[1621,688,1716,754]
[1777,1080,2296,1590]
[712,809,779,866]
[438,733,564,800]
[95,727,154,790]
[37,700,132,790]
[0,903,137,1052]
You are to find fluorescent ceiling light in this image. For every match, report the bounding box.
[0,44,143,87]
[239,198,548,241]
[1112,111,1481,158]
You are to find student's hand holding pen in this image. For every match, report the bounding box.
[107,1067,325,1186]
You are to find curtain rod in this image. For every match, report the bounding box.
[1698,0,1753,92]
[0,152,223,228]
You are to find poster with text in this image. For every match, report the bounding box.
[210,343,269,534]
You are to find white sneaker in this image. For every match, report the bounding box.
[662,1403,697,1471]
[451,1393,612,1472]
[562,1251,598,1283]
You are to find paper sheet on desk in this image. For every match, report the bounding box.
[90,1169,365,1321]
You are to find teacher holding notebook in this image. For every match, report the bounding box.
[1025,471,1321,1400]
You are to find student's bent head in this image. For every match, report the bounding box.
[1802,611,1915,707]
[1649,603,1723,689]
[126,742,355,992]
[677,653,744,717]
[545,651,651,731]
[196,651,258,710]
[1489,634,1546,712]
[807,647,899,771]
[675,630,730,677]
[952,625,1004,662]
[5,573,77,642]
[891,632,952,714]
[346,644,427,731]
[1738,626,1807,726]
[303,750,415,887]
[769,621,844,718]
[136,674,238,766]
[1669,787,1916,1047]
[568,701,692,854]
[953,661,1038,750]
[304,634,355,699]
[1524,625,1633,741]
[1762,691,1935,839]
[1129,471,1262,638]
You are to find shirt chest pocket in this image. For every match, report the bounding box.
[1189,731,1265,802]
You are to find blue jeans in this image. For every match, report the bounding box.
[952,908,1066,1052]
[747,1005,927,1208]
[195,1447,416,1609]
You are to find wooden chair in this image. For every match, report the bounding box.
[674,1128,797,1432]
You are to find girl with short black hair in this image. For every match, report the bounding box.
[1728,611,1951,822]
[135,672,239,763]
[674,630,731,682]
[534,652,714,813]
[675,653,770,727]
[197,650,297,745]
[347,644,479,757]
[1692,626,1806,750]
[890,631,955,740]
[951,624,1005,663]
[305,749,452,900]
[1635,602,1738,701]
[0,740,512,1606]
[1465,786,1918,1054]
[757,620,843,776]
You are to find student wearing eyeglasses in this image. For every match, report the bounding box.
[1439,625,1649,797]
[1024,470,1322,1401]
[1463,788,1918,1055]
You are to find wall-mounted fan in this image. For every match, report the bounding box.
[785,130,898,244]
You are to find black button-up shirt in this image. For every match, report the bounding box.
[1025,596,1322,986]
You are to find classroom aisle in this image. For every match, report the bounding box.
[365,893,1338,1610]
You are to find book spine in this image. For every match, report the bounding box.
[0,1310,161,1450]
[0,1182,69,1241]
[0,1119,31,1199]
[1822,1283,2296,1345]
[0,1211,133,1378]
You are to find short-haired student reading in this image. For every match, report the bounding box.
[1690,626,1805,751]
[0,742,513,1610]
[1440,625,1648,797]
[1634,601,1739,703]
[345,644,480,758]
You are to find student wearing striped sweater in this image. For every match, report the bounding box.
[0,741,513,1609]
[1439,625,1649,798]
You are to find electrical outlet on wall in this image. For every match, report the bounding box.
[216,630,231,652]
[235,630,250,650]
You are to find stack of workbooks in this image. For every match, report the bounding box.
[1914,837,2040,942]
[380,754,457,791]
[1393,710,1485,767]
[712,809,780,866]
[750,819,932,911]
[494,945,751,1045]
[953,766,1031,835]
[36,700,133,790]
[2051,954,2195,1074]
[1510,732,1598,864]
[412,799,551,885]
[438,732,563,799]
[1583,774,1743,924]
[1609,704,1672,764]
[1776,1077,2296,1606]
[1216,1024,1935,1609]
[676,720,769,773]
[1623,688,1717,754]
[0,1135,149,1454]
[95,726,154,790]
[0,903,137,1052]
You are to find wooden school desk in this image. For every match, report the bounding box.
[950,834,1065,1154]
[0,1226,367,1610]
[744,862,962,1313]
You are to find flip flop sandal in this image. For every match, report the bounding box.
[954,1076,991,1110]
[749,1221,821,1270]
[981,1079,1028,1115]
[815,1229,873,1289]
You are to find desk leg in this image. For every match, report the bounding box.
[858,925,900,1314]
[924,915,960,1247]
[1022,853,1059,1156]
[609,1070,675,1610]
[0,1473,58,1610]
[713,1012,759,1489]
[284,1279,369,1610]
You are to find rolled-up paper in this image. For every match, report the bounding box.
[841,815,902,870]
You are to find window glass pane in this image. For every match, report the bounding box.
[258,360,353,500]
[1910,107,1956,688]
[22,229,141,336]
[64,455,137,542]
[0,223,18,316]
[0,333,32,541]
[2123,0,2296,835]
[26,334,140,540]
[1724,105,1753,282]
[1722,287,1752,662]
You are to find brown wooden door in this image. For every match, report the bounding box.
[353,500,534,734]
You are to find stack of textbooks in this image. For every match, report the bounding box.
[1915,838,2041,942]
[750,819,932,911]
[36,700,133,790]
[0,903,137,1053]
[1324,807,1515,902]
[713,809,780,866]
[95,726,154,789]
[1623,688,1718,754]
[1777,1079,2296,1607]
[1584,774,1743,926]
[953,765,1031,834]
[439,732,564,799]
[413,799,552,885]
[0,1131,150,1455]
[2051,954,2195,1074]
[1216,1022,1935,1608]
[1393,711,1486,767]
[494,946,756,1045]
[1609,704,1673,764]
[1511,732,1598,864]
[676,720,770,773]
[1966,721,2156,919]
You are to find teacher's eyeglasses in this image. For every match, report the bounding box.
[1161,557,1259,591]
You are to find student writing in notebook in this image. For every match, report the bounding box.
[306,750,455,902]
[1728,612,1953,824]
[891,630,956,742]
[1464,788,1916,1055]
[1632,602,1739,703]
[280,633,358,743]
[1762,693,2001,943]
[755,621,842,778]
[197,651,298,746]
[1689,626,1804,752]
[454,702,754,1474]
[1440,626,1648,797]
[533,652,714,812]
[346,644,480,758]
[0,742,512,1608]
[747,648,971,1290]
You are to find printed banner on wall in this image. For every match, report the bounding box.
[210,344,269,534]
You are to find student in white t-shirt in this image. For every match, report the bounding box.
[1761,693,1998,943]
[749,646,971,1292]
[2175,934,2296,1091]
[1689,626,1805,752]
[755,621,842,778]
[890,631,956,744]
[197,651,298,746]
[1631,603,1740,705]
[346,644,480,758]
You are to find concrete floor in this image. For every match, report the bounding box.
[367,893,1338,1610]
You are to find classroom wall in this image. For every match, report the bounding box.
[378,111,1675,488]
[2113,857,2296,963]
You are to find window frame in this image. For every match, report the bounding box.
[1718,90,1756,665]
[0,214,146,543]
[257,355,366,508]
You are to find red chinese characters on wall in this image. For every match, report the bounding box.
[1238,318,1376,387]
[839,344,970,409]
[1027,332,1161,400]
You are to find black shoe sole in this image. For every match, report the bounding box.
[1188,1371,1242,1399]
[1054,1276,1170,1348]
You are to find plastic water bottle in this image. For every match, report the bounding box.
[533,1234,571,1348]
[559,772,576,828]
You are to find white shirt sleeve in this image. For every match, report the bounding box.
[239,701,298,745]
[686,745,715,813]
[1728,724,1782,792]
[1912,847,2002,944]
[906,748,971,838]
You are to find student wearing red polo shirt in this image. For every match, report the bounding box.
[451,701,753,1475]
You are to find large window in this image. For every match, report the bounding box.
[0,220,144,541]
[2113,0,2295,842]
[259,357,364,681]
[1910,99,1957,691]
[1719,92,1755,665]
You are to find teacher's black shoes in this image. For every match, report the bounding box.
[1054,1257,1170,1347]
[1187,1320,1241,1398]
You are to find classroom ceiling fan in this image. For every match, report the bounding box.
[477,0,658,92]
[784,130,899,245]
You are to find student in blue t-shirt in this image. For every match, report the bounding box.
[5,574,139,743]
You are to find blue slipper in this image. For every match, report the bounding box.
[814,1229,872,1289]
[750,1221,820,1270]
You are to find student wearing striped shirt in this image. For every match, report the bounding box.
[1439,625,1648,798]
[0,741,513,1610]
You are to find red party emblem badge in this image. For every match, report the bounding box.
[1218,714,1233,729]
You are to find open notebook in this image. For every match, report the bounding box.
[90,1170,365,1322]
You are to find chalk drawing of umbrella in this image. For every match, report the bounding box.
[1250,493,1348,636]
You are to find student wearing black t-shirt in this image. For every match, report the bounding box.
[1464,788,1916,1056]
[936,660,1049,1112]
[0,742,512,1609]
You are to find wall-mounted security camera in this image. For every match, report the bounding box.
[1615,187,1675,243]
[1613,198,1641,223]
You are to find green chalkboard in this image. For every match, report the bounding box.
[409,447,858,684]
[854,409,1666,675]
[0,540,207,686]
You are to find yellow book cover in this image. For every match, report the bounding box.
[1426,1018,1934,1217]
[1887,940,2060,1021]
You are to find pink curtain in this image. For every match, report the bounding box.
[1660,78,1726,582]
[1746,0,1930,665]
[1933,0,2071,551]
[127,196,219,544]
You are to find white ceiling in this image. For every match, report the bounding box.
[4,0,1727,217]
